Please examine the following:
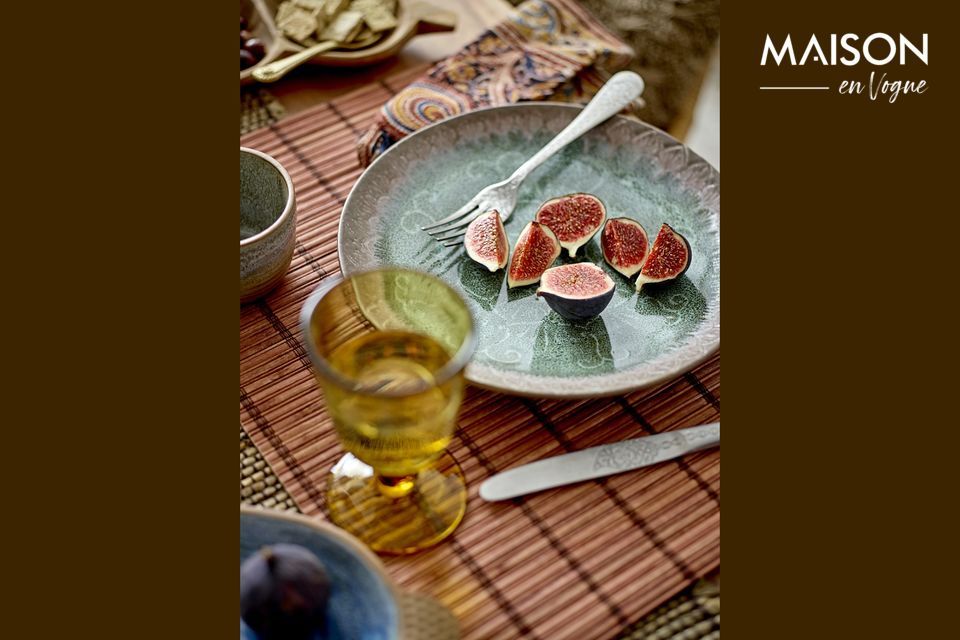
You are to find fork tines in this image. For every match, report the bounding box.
[422,202,479,235]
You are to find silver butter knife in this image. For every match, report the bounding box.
[479,423,720,501]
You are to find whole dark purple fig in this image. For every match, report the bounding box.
[244,38,266,60]
[240,544,331,640]
[241,50,257,70]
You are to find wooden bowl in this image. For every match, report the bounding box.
[241,0,457,84]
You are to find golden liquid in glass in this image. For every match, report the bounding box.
[324,330,463,477]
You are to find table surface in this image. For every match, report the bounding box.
[259,0,718,162]
[241,2,720,637]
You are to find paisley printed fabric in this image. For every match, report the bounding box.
[357,0,634,166]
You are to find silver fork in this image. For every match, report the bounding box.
[424,71,645,246]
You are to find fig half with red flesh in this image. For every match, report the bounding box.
[534,193,606,258]
[536,263,615,321]
[601,217,649,278]
[635,223,691,291]
[464,209,509,272]
[507,221,561,288]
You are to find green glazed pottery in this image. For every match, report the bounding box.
[338,104,719,398]
[241,146,296,304]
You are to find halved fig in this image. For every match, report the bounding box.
[601,217,649,278]
[635,223,691,291]
[534,193,606,258]
[536,263,615,321]
[464,209,509,272]
[507,221,561,288]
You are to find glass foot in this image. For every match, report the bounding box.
[326,451,467,555]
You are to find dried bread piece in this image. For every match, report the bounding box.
[320,10,364,42]
[361,6,396,32]
[275,1,300,25]
[313,11,327,37]
[293,0,325,9]
[282,10,321,44]
[351,0,395,13]
[324,0,350,19]
[277,1,328,44]
[349,0,397,32]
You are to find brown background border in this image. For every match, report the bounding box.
[4,3,238,638]
[7,1,959,637]
[725,0,959,635]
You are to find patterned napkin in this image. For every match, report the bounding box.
[357,0,635,166]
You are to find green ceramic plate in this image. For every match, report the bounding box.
[339,104,719,398]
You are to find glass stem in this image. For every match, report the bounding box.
[376,473,417,498]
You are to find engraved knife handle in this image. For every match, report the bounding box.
[480,423,719,501]
[592,423,720,472]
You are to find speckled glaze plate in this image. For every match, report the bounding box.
[339,104,719,398]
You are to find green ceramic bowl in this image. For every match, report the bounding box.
[241,147,296,304]
[338,104,719,398]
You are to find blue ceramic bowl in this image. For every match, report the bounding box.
[240,507,399,640]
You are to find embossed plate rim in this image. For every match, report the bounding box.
[338,103,719,398]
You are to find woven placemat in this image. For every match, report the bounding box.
[616,576,719,640]
[241,425,297,511]
[241,87,285,135]
[239,59,719,640]
[241,427,718,640]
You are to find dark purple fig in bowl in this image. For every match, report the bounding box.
[244,38,267,60]
[536,262,615,321]
[240,543,331,640]
[507,221,561,288]
[534,193,606,258]
[635,223,691,291]
[601,217,649,278]
[464,209,509,272]
[241,49,257,70]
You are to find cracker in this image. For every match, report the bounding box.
[293,0,325,10]
[361,5,397,32]
[324,0,350,19]
[320,10,364,42]
[350,0,395,13]
[281,9,320,44]
[355,27,376,42]
[314,12,327,36]
[275,1,300,25]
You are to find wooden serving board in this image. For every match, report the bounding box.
[241,0,457,84]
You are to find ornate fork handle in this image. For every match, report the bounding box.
[253,41,340,83]
[507,71,645,187]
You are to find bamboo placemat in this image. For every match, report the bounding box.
[240,64,720,640]
[241,87,285,135]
